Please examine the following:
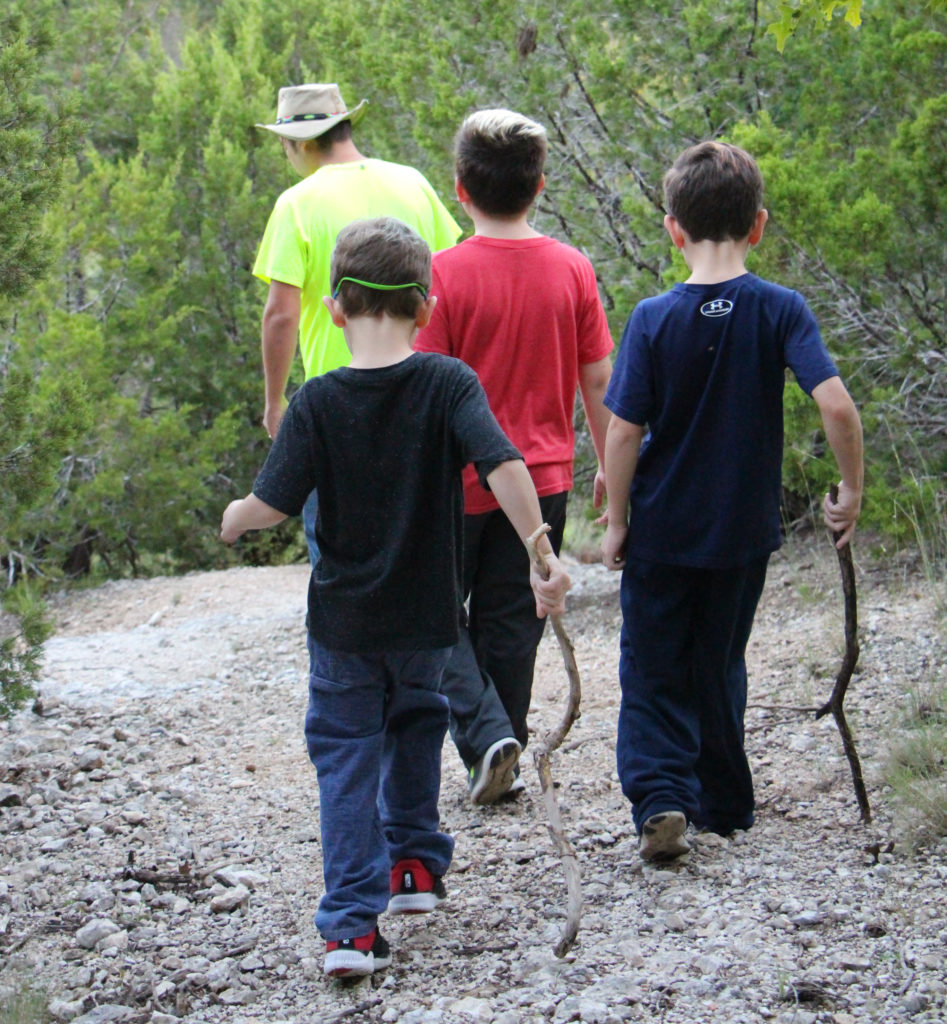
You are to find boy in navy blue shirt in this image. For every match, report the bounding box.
[602,142,863,862]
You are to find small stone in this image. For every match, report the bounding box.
[71,1006,134,1024]
[213,866,269,890]
[40,837,71,853]
[76,918,121,949]
[0,785,23,807]
[48,997,86,1021]
[449,996,493,1020]
[210,885,250,913]
[98,929,129,951]
[217,985,256,1006]
[902,992,929,1013]
[76,751,104,772]
[791,910,825,927]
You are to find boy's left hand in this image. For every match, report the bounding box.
[531,553,571,618]
[592,467,607,510]
[220,500,247,544]
[601,522,628,571]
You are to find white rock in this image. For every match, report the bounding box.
[48,996,86,1021]
[71,1006,134,1024]
[97,929,128,951]
[449,996,493,1020]
[210,884,250,913]
[75,918,121,949]
[213,865,269,890]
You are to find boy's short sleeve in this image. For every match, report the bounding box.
[252,194,307,288]
[448,364,522,485]
[603,304,652,426]
[415,261,452,355]
[576,258,615,365]
[783,295,838,395]
[251,387,318,515]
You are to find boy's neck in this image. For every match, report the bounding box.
[343,315,417,370]
[467,208,543,241]
[681,238,751,285]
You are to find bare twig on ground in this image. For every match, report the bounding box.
[525,524,583,958]
[815,486,871,823]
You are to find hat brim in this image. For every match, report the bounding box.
[255,99,368,140]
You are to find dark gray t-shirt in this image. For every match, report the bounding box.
[253,352,522,651]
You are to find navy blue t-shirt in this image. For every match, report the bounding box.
[605,273,838,567]
[253,352,522,651]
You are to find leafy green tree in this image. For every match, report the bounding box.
[5,0,946,590]
[0,8,86,716]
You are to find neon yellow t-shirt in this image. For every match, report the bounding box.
[253,158,461,379]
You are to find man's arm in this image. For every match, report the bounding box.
[261,280,301,439]
[812,376,864,548]
[578,355,613,509]
[220,494,288,544]
[601,415,645,570]
[485,459,571,617]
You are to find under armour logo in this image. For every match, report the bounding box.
[700,299,733,317]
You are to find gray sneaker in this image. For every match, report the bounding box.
[639,811,690,862]
[468,738,520,805]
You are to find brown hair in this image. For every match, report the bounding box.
[455,109,547,217]
[330,218,431,319]
[663,141,764,242]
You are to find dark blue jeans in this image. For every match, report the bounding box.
[304,637,454,939]
[616,555,769,835]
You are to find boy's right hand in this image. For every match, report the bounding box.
[601,522,628,571]
[530,553,571,618]
[823,481,861,548]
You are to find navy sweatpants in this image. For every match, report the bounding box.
[616,555,769,834]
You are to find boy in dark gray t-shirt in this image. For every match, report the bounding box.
[221,218,570,979]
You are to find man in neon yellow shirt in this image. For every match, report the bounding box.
[253,83,461,562]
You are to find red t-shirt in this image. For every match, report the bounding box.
[415,235,614,514]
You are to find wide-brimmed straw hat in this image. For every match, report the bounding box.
[255,83,368,141]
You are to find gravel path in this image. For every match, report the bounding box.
[1,543,945,1024]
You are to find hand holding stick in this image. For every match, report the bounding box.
[816,485,871,823]
[525,524,583,957]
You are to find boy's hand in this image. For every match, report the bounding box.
[220,500,247,544]
[592,466,607,509]
[601,522,628,571]
[823,482,861,549]
[530,553,571,618]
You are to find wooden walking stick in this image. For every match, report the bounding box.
[815,484,871,823]
[525,524,582,957]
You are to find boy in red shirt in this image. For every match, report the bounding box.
[416,109,613,803]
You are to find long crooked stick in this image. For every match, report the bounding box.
[525,524,583,957]
[814,485,871,823]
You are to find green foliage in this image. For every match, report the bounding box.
[0,7,86,717]
[1,0,945,589]
[767,1,863,51]
[0,7,78,296]
[884,683,947,849]
[0,582,52,719]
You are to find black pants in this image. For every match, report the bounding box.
[439,492,568,767]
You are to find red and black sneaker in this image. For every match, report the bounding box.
[324,928,392,977]
[389,858,447,914]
